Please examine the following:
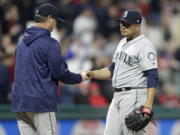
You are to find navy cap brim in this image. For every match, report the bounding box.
[116,19,135,24]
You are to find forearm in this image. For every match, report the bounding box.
[60,69,82,84]
[144,88,155,109]
[92,67,112,80]
[143,68,158,109]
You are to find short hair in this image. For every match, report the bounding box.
[34,14,48,23]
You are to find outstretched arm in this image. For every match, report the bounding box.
[87,67,112,80]
[87,62,115,80]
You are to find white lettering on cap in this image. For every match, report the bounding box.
[36,10,39,13]
[123,11,128,18]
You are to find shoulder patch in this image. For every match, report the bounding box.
[148,52,155,60]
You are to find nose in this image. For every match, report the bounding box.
[120,25,126,30]
[120,24,125,29]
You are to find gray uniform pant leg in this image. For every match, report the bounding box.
[104,89,147,135]
[16,112,57,135]
[104,98,122,135]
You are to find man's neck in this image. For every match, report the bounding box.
[36,23,51,32]
[127,32,141,41]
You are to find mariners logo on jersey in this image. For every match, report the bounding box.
[116,51,135,66]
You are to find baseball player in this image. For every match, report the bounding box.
[11,3,89,135]
[87,10,158,135]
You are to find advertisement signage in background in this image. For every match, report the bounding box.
[0,125,6,135]
[170,121,180,134]
[0,121,19,135]
[0,119,180,135]
[71,120,105,135]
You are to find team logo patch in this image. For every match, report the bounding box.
[123,11,128,18]
[148,52,155,60]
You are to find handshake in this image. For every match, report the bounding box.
[80,71,94,81]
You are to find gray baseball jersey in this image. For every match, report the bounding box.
[112,34,158,88]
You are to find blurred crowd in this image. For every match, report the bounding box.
[0,0,180,108]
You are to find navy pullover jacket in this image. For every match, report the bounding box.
[12,26,82,112]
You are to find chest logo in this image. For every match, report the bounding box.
[117,51,134,66]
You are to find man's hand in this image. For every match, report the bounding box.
[86,71,94,78]
[80,71,92,81]
[80,68,111,81]
[143,103,153,110]
[84,68,112,80]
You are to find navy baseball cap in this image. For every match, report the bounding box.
[117,10,142,24]
[35,3,65,23]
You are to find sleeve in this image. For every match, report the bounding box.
[143,68,158,88]
[108,62,115,77]
[48,42,82,84]
[138,45,158,71]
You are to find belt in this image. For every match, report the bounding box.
[114,87,146,92]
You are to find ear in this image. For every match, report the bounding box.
[47,15,52,23]
[136,24,141,30]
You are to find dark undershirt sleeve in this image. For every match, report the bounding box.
[143,68,158,88]
[108,62,115,77]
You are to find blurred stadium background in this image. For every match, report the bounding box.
[0,0,180,135]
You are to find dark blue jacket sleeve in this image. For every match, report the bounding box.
[108,62,115,77]
[48,43,82,84]
[143,68,158,88]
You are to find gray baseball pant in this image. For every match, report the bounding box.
[104,88,147,135]
[16,112,57,135]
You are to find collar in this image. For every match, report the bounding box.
[124,34,145,46]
